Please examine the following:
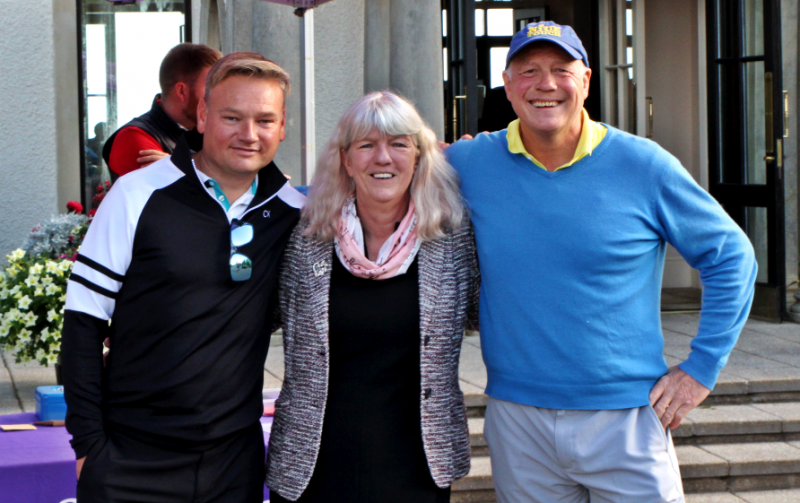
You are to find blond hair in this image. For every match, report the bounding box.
[204,52,291,102]
[303,91,464,242]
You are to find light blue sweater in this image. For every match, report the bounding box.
[447,126,757,410]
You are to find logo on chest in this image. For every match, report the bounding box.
[313,261,328,277]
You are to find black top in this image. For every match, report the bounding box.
[61,137,303,457]
[274,256,448,503]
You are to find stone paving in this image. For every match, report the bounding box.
[2,313,799,415]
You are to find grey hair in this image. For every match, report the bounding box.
[302,91,464,242]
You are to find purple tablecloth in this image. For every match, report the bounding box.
[0,413,273,503]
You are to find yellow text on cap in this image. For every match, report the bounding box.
[528,25,561,37]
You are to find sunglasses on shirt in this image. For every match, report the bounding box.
[230,220,254,282]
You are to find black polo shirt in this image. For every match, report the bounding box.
[62,137,304,458]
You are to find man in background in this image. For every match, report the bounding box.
[102,43,221,178]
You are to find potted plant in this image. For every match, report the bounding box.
[0,201,90,383]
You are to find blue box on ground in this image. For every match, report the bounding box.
[35,385,67,421]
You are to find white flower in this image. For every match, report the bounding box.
[18,295,32,310]
[8,285,21,295]
[51,330,61,341]
[18,328,32,344]
[8,249,25,261]
[6,309,21,322]
[40,327,50,339]
[47,352,58,363]
[35,348,47,361]
[40,276,53,287]
[23,312,37,327]
[58,261,73,272]
[0,289,8,300]
[45,261,59,274]
[45,284,60,296]
[30,263,44,275]
[34,287,44,297]
[47,309,58,322]
[24,275,39,288]
[0,324,9,337]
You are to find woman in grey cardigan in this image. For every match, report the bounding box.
[266,91,479,503]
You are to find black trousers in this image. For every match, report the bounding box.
[77,422,265,503]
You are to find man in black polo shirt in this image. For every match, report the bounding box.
[62,52,304,502]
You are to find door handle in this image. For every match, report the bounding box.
[765,139,784,179]
[784,90,789,138]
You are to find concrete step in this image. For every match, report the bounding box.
[674,403,800,446]
[686,488,800,502]
[677,441,800,493]
[451,442,800,502]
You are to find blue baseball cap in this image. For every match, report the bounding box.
[506,21,589,68]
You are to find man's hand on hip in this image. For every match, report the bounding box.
[649,366,711,429]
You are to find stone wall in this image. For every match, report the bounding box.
[0,1,62,258]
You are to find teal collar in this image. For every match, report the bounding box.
[204,178,258,211]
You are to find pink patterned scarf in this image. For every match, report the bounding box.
[334,197,421,280]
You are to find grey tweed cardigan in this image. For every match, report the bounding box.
[265,221,480,501]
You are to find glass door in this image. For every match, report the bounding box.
[707,0,785,320]
[443,0,478,142]
[442,0,547,141]
[78,0,189,210]
[599,0,647,136]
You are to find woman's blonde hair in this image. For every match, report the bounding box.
[303,91,464,241]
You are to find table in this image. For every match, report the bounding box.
[0,413,273,503]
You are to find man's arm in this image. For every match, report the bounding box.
[62,180,136,460]
[650,154,757,428]
[108,126,163,176]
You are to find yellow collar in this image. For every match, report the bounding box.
[506,109,607,171]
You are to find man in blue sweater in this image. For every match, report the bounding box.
[447,21,757,502]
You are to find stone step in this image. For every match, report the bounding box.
[674,402,800,446]
[686,488,800,502]
[451,442,800,502]
[677,442,800,493]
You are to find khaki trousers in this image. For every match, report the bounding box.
[484,397,684,503]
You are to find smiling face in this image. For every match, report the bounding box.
[342,130,418,209]
[503,42,591,140]
[196,75,286,180]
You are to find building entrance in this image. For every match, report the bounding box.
[707,0,787,320]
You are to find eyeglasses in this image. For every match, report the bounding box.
[230,220,254,281]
